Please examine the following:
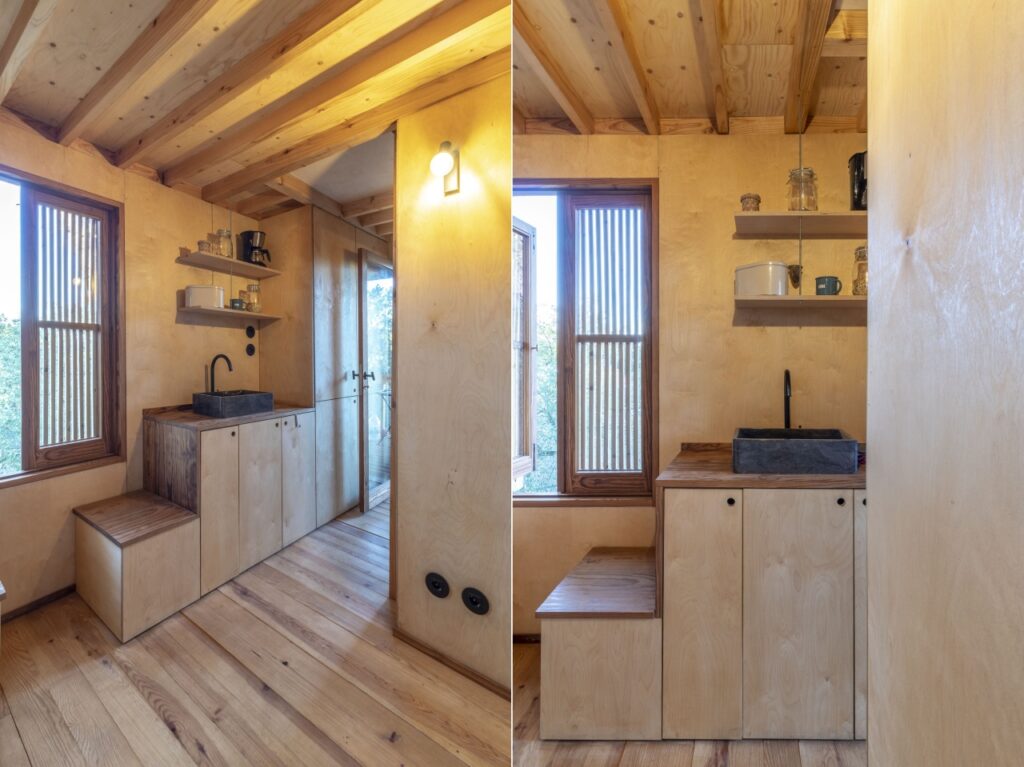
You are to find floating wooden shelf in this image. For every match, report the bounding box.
[734,295,867,310]
[178,305,280,323]
[177,251,280,280]
[734,211,867,240]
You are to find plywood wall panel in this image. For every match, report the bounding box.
[395,74,511,688]
[867,2,1024,764]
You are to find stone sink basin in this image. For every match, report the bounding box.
[192,390,274,419]
[732,428,859,475]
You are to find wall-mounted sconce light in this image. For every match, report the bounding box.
[429,140,459,195]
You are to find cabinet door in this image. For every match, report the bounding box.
[662,489,742,739]
[239,418,283,570]
[282,411,316,546]
[853,490,867,740]
[313,209,360,400]
[315,396,360,525]
[199,426,239,594]
[743,489,854,739]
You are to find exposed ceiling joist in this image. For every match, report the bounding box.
[513,0,594,135]
[236,190,290,217]
[822,10,867,58]
[114,0,374,168]
[340,192,394,218]
[265,174,344,217]
[0,0,60,104]
[201,49,508,204]
[375,222,393,237]
[593,0,660,135]
[359,208,394,227]
[58,0,220,146]
[785,0,838,134]
[164,0,507,188]
[691,0,729,134]
[513,104,527,134]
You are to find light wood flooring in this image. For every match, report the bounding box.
[513,643,866,767]
[0,499,509,766]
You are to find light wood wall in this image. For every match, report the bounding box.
[0,111,259,612]
[394,73,511,688]
[513,131,867,634]
[867,3,1024,763]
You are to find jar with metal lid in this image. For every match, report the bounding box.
[246,282,262,313]
[787,167,818,211]
[214,228,233,259]
[852,245,868,295]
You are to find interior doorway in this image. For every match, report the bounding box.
[360,247,394,513]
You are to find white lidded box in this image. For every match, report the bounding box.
[734,261,789,296]
[185,284,225,309]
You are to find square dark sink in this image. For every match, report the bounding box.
[732,428,859,474]
[192,390,274,418]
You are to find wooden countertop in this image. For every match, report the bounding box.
[73,491,197,547]
[536,547,657,619]
[657,443,866,489]
[143,404,314,431]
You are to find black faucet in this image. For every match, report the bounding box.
[210,353,233,393]
[784,369,792,429]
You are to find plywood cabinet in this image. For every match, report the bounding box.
[199,425,240,594]
[239,418,283,571]
[662,489,742,739]
[282,411,316,545]
[854,490,867,740]
[316,396,360,525]
[742,489,854,740]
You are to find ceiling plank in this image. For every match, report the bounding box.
[359,208,394,227]
[201,49,508,204]
[340,192,394,218]
[690,0,730,134]
[513,0,594,135]
[57,0,219,146]
[114,0,377,168]
[264,175,344,217]
[236,190,291,217]
[164,0,507,187]
[593,0,660,135]
[0,0,60,104]
[375,222,393,237]
[784,0,838,134]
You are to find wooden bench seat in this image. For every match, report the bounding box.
[537,547,662,740]
[74,491,199,642]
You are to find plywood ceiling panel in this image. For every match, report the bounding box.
[517,0,638,118]
[813,56,866,117]
[4,0,168,126]
[717,0,800,45]
[721,43,791,116]
[622,0,706,118]
[292,131,394,203]
[512,38,565,118]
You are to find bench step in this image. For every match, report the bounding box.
[536,547,656,619]
[73,491,195,547]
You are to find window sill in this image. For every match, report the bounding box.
[513,495,654,508]
[0,454,125,492]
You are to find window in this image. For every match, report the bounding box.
[0,173,122,482]
[512,186,655,497]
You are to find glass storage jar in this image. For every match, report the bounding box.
[787,167,818,211]
[214,228,233,259]
[245,282,261,313]
[852,245,868,295]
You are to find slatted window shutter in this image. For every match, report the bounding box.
[561,192,652,495]
[512,217,537,479]
[21,186,120,471]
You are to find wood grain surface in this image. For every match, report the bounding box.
[657,444,866,489]
[72,490,196,547]
[536,547,656,618]
[143,405,313,432]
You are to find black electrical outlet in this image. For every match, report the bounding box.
[461,587,489,615]
[425,572,450,598]
[245,343,255,356]
[246,325,256,338]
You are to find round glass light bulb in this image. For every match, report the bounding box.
[430,148,455,177]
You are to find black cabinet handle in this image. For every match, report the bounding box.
[837,497,846,506]
[727,497,736,506]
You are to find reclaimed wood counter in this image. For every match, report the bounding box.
[143,404,313,431]
[657,442,865,489]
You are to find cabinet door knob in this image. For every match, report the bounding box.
[727,497,736,506]
[837,497,846,506]
[230,430,236,437]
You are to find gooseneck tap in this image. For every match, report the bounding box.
[784,369,792,429]
[210,353,233,393]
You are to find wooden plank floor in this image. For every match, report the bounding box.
[0,498,509,767]
[338,496,390,539]
[513,643,866,767]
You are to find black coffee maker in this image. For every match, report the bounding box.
[240,230,271,266]
[848,152,867,210]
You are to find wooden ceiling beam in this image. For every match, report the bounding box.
[359,208,394,227]
[690,0,729,134]
[822,10,867,57]
[264,175,344,218]
[593,0,660,135]
[235,190,290,217]
[164,0,507,188]
[513,1,594,135]
[114,0,375,168]
[58,0,219,146]
[513,105,527,134]
[784,0,838,134]
[375,222,393,237]
[0,0,60,104]
[340,192,394,218]
[201,49,508,204]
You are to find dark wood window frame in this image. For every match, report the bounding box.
[1,166,125,489]
[512,216,537,480]
[514,180,659,504]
